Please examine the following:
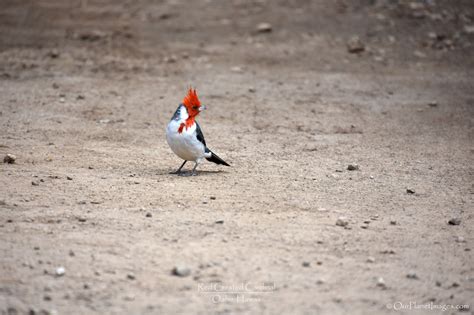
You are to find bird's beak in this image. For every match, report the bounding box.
[199,105,207,112]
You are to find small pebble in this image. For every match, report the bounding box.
[55,266,65,276]
[367,257,375,263]
[256,22,272,33]
[164,55,178,63]
[376,277,387,289]
[32,180,40,186]
[48,49,60,58]
[145,212,152,218]
[3,154,16,164]
[215,220,224,224]
[335,217,349,227]
[302,261,310,267]
[347,164,359,171]
[172,265,191,277]
[406,189,415,194]
[448,218,461,226]
[347,36,365,53]
[66,176,73,180]
[390,220,397,225]
[127,273,135,280]
[407,271,418,279]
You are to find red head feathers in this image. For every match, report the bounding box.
[178,88,203,133]
[182,88,202,117]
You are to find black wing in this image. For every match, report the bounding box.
[195,122,208,151]
[196,122,230,166]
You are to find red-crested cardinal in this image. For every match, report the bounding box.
[166,88,230,176]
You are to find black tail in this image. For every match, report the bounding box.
[206,151,230,166]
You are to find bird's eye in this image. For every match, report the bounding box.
[193,105,199,110]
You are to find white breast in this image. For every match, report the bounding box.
[166,107,206,162]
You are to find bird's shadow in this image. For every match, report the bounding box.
[154,169,227,177]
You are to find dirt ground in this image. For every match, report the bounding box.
[1,0,473,314]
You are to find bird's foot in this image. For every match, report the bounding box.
[169,170,182,175]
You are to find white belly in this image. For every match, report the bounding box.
[166,120,205,162]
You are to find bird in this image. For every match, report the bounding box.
[166,88,230,176]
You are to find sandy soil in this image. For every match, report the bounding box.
[1,0,473,314]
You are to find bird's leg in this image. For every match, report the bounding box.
[178,162,199,177]
[191,162,199,176]
[170,160,187,174]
